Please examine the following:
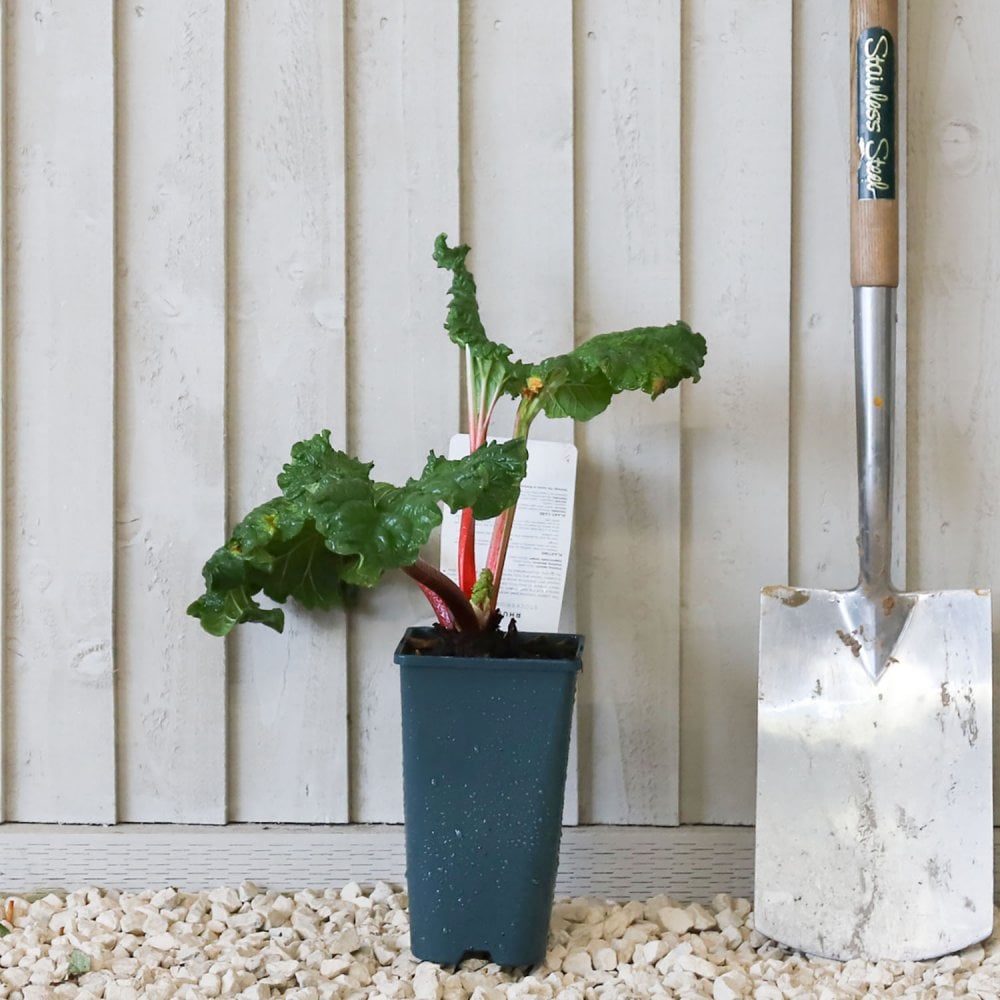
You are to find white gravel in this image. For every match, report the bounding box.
[0,882,997,999]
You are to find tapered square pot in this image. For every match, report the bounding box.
[394,626,584,967]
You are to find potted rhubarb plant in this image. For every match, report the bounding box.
[189,235,707,967]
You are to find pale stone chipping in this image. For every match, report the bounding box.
[0,886,996,998]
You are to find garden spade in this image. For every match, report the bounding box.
[754,0,993,962]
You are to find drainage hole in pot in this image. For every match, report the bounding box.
[455,949,493,967]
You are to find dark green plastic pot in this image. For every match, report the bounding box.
[394,626,584,968]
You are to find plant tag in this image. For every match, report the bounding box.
[440,434,578,632]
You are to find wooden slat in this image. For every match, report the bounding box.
[905,2,1000,819]
[5,3,116,822]
[115,1,227,824]
[346,0,461,822]
[789,2,856,594]
[226,0,350,823]
[574,0,683,825]
[0,0,7,824]
[680,0,792,824]
[460,0,578,822]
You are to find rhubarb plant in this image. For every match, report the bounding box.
[188,235,706,638]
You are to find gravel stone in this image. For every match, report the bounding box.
[0,886,996,998]
[657,905,695,935]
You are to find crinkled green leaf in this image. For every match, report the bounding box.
[531,323,707,422]
[528,357,615,422]
[433,234,531,400]
[186,583,287,638]
[570,322,707,396]
[276,429,373,499]
[190,433,528,634]
[310,438,528,587]
[187,495,361,637]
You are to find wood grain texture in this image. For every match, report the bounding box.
[226,0,350,823]
[680,0,792,824]
[4,2,117,822]
[905,1,1000,819]
[0,3,7,823]
[345,0,461,822]
[116,0,227,824]
[789,5,858,593]
[461,0,578,822]
[850,0,900,287]
[573,0,683,825]
[0,0,995,832]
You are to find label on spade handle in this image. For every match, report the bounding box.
[856,27,896,200]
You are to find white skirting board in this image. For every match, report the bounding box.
[0,825,997,902]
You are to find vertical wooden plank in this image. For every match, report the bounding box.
[574,0,683,825]
[5,2,116,821]
[347,0,460,821]
[905,1,1000,818]
[789,2,855,593]
[461,0,577,820]
[0,2,7,823]
[116,1,227,823]
[227,0,349,823]
[680,0,792,824]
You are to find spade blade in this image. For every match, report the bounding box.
[754,585,993,961]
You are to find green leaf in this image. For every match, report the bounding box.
[190,434,528,634]
[0,922,9,938]
[432,234,488,348]
[529,323,707,422]
[310,438,528,587]
[276,429,373,499]
[187,495,361,637]
[187,582,287,637]
[433,234,531,400]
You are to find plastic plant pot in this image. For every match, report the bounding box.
[395,626,584,967]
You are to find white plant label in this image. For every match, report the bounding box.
[439,434,577,632]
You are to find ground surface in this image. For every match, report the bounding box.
[0,883,997,999]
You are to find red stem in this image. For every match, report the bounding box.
[484,415,531,606]
[412,582,457,630]
[402,559,482,632]
[485,506,517,601]
[458,509,476,596]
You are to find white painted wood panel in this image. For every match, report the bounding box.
[460,0,578,822]
[574,0,683,825]
[4,2,117,822]
[905,1,1000,818]
[346,0,461,822]
[680,0,792,825]
[226,0,350,823]
[116,0,228,824]
[0,0,995,833]
[0,4,7,823]
[789,2,856,593]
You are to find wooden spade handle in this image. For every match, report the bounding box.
[851,0,899,288]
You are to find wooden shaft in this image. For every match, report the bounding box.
[850,0,899,288]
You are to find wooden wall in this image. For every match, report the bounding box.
[1,0,997,829]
